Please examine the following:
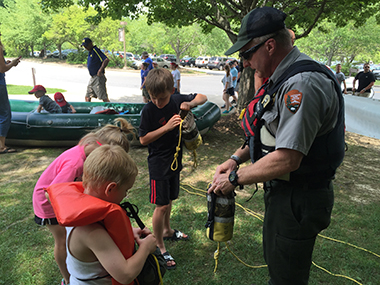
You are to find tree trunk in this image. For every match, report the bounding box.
[237,68,256,113]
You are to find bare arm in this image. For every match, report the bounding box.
[360,81,375,93]
[70,105,76,113]
[209,148,304,195]
[97,57,109,76]
[0,47,21,73]
[176,79,180,93]
[36,105,42,113]
[352,79,357,91]
[139,114,182,146]
[343,81,347,94]
[180,93,207,111]
[75,224,157,285]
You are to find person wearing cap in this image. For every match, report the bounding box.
[140,62,150,103]
[0,35,21,154]
[209,7,345,284]
[29,85,62,113]
[141,51,153,71]
[54,92,76,113]
[170,62,181,94]
[81,37,110,102]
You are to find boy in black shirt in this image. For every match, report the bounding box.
[139,68,207,270]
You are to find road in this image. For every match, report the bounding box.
[5,60,226,105]
[5,60,380,104]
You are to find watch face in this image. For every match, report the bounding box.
[229,171,238,186]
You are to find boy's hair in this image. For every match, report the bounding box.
[145,68,174,97]
[82,145,138,191]
[94,118,136,153]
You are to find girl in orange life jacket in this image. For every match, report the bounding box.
[32,118,135,285]
[48,145,157,285]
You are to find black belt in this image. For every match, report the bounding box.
[265,179,332,191]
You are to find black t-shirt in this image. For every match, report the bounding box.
[61,102,72,113]
[139,93,197,179]
[355,71,375,91]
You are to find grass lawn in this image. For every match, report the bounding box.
[0,117,379,284]
[7,85,66,95]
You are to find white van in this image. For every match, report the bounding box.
[195,56,209,68]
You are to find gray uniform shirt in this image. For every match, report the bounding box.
[262,47,339,156]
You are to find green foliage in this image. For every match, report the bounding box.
[296,17,380,66]
[66,50,88,64]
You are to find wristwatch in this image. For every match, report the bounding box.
[230,155,242,165]
[229,170,239,187]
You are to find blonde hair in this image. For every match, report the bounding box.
[145,68,174,97]
[94,118,136,153]
[82,145,138,191]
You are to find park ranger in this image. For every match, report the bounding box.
[209,7,345,285]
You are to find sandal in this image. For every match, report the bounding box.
[0,147,17,154]
[163,251,176,270]
[163,229,189,241]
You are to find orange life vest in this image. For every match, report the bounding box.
[47,182,135,285]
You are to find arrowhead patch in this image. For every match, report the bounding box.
[284,89,302,114]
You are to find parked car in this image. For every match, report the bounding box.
[180,57,196,67]
[159,54,176,62]
[195,56,209,68]
[207,56,228,70]
[372,65,380,80]
[151,57,171,68]
[29,51,40,57]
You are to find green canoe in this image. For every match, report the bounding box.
[7,99,221,147]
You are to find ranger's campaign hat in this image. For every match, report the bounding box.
[81,38,92,48]
[225,7,287,55]
[28,85,46,94]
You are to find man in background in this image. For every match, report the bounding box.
[82,38,110,102]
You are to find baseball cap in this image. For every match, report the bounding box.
[142,51,148,57]
[170,62,178,66]
[225,7,287,55]
[81,38,92,48]
[54,92,67,107]
[28,85,46,94]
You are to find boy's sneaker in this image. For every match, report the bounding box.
[222,110,230,114]
[221,104,226,108]
[229,106,235,111]
[231,99,236,105]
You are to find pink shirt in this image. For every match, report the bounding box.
[33,145,86,219]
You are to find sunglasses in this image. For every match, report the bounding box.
[364,66,370,68]
[239,39,269,60]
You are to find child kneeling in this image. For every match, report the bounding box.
[47,145,157,285]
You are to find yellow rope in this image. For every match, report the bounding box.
[225,242,267,269]
[213,242,220,273]
[151,253,164,284]
[170,120,183,171]
[312,261,362,285]
[179,183,378,284]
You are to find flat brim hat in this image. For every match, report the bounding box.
[225,7,287,55]
[28,85,46,94]
[81,38,92,48]
[54,92,67,107]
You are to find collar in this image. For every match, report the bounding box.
[268,46,311,88]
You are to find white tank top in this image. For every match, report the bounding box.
[66,226,112,285]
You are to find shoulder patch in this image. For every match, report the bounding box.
[284,89,302,114]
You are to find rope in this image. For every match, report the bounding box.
[213,242,220,273]
[312,261,362,285]
[170,120,183,171]
[179,183,379,284]
[151,253,164,284]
